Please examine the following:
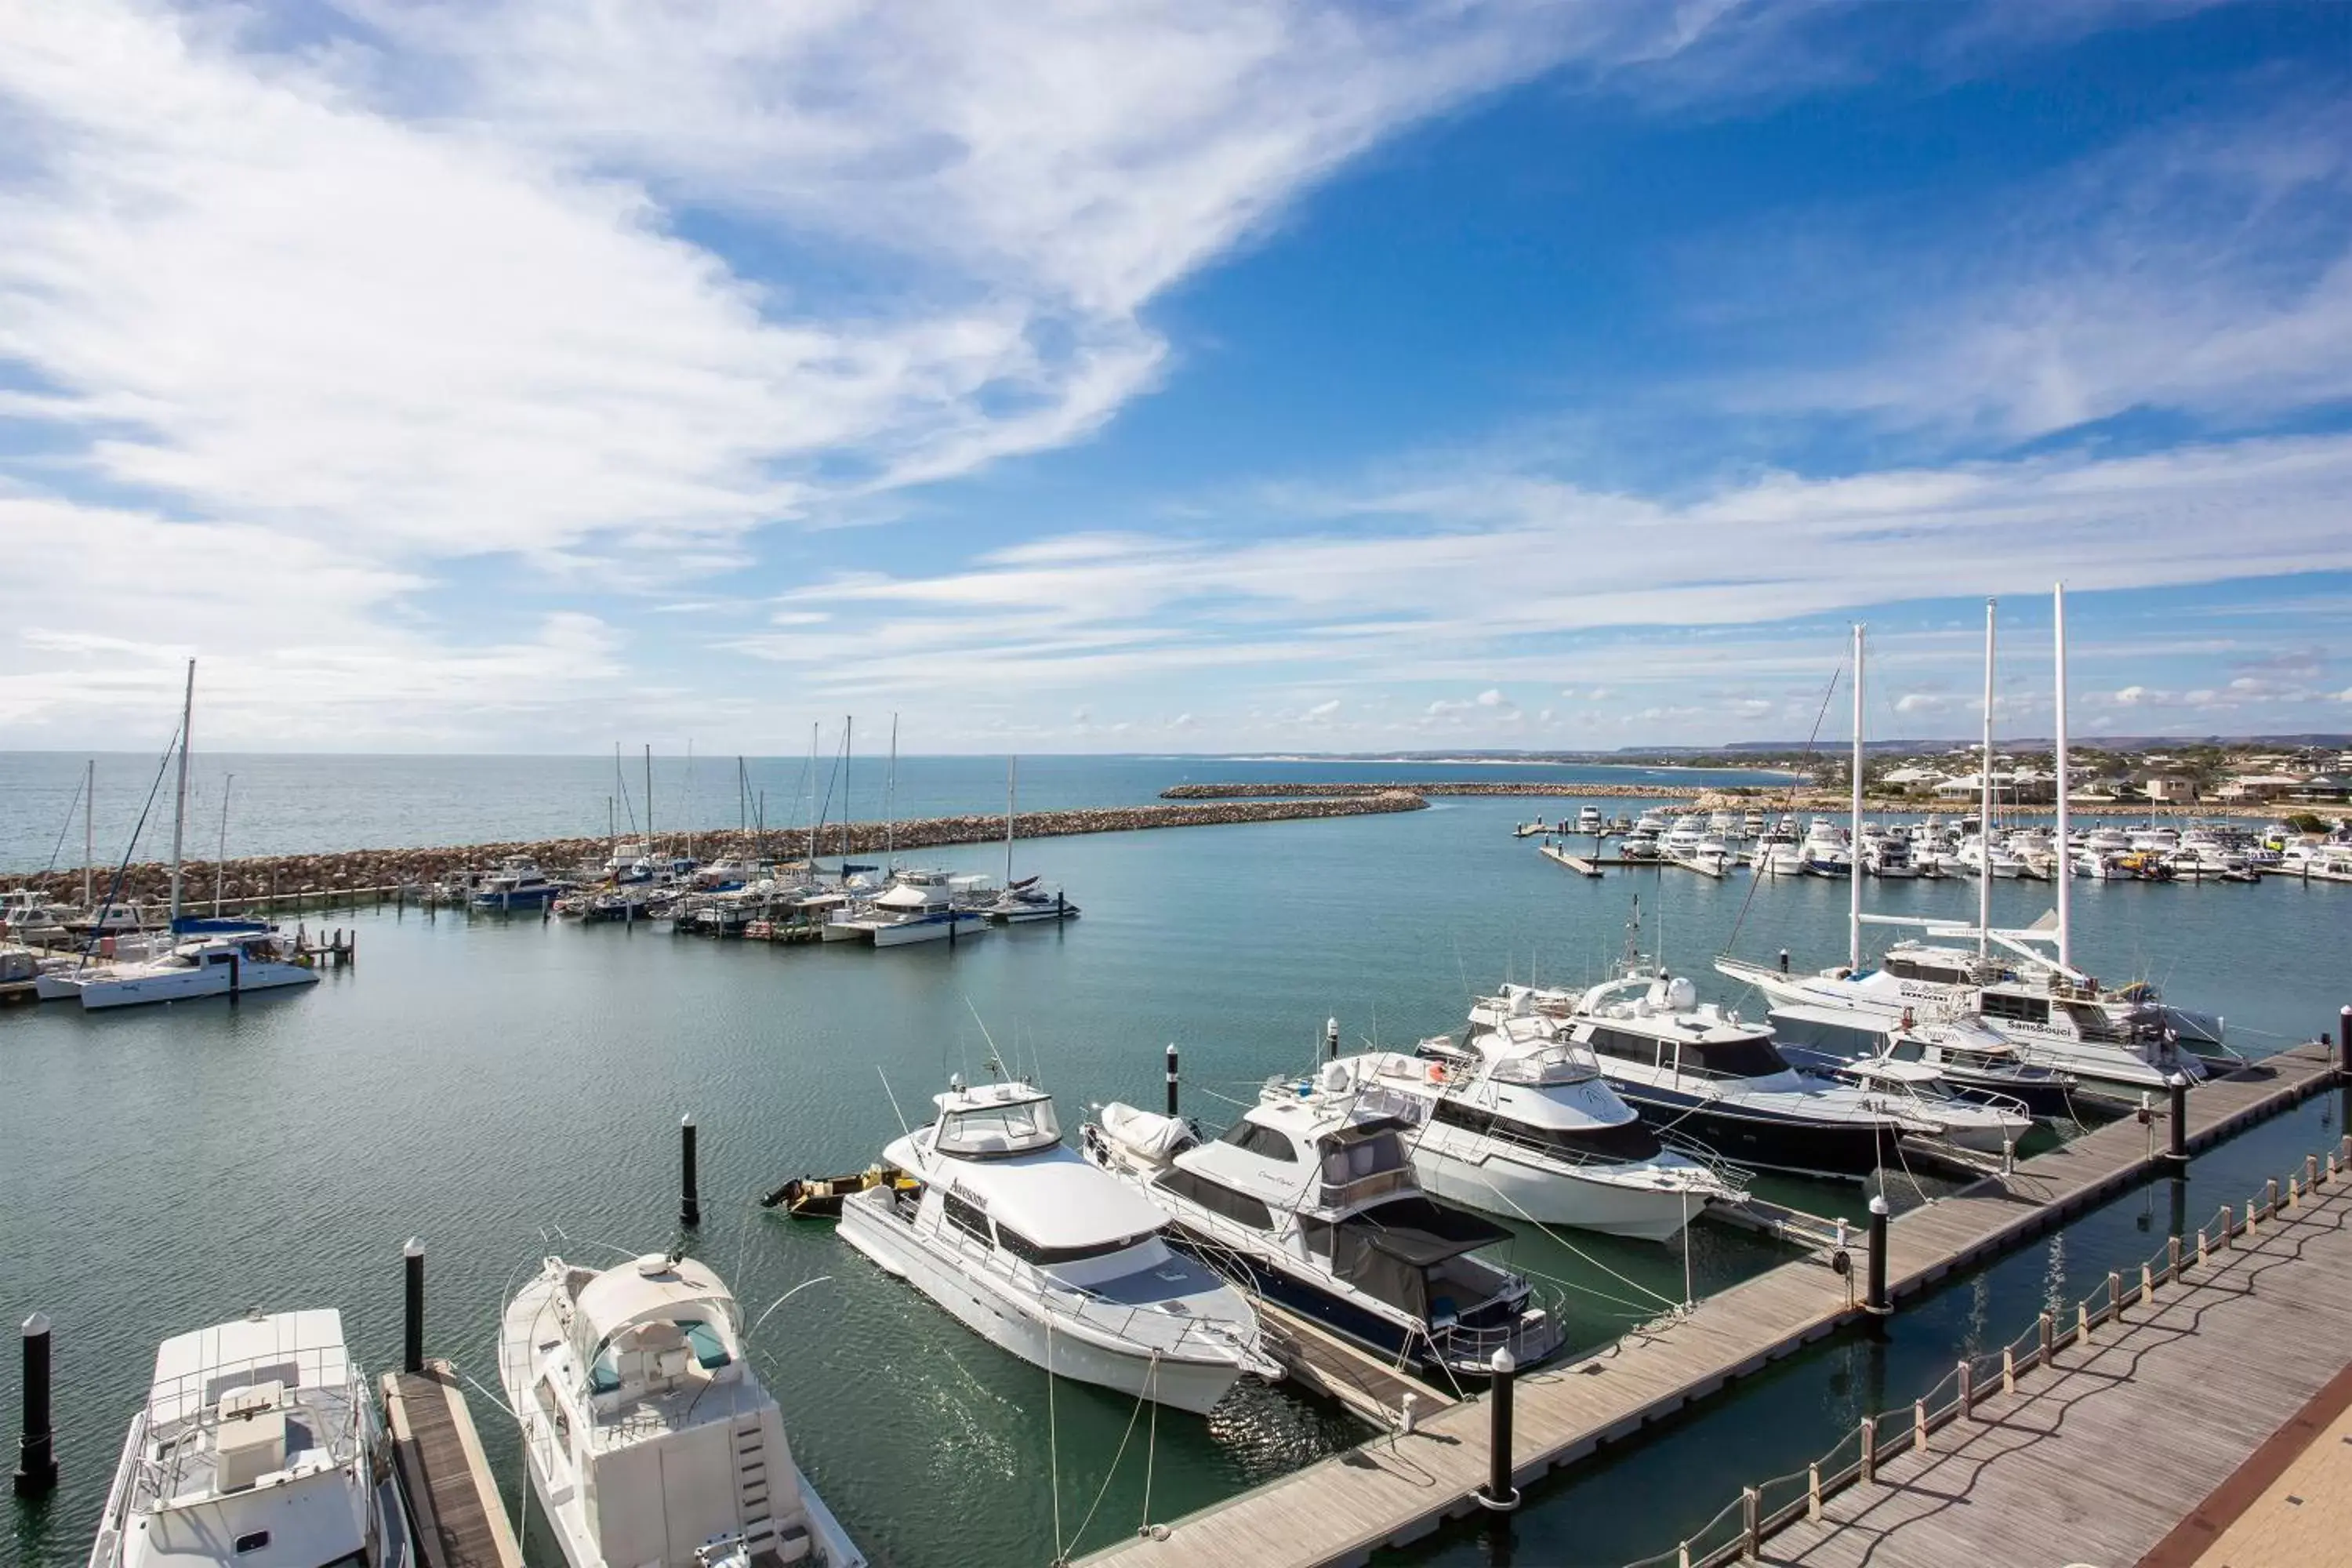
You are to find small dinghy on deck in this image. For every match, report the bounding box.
[760,1166,910,1219]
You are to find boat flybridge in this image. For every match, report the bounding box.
[89,1309,412,1568]
[471,857,562,909]
[1084,1066,1567,1380]
[824,869,990,946]
[499,1251,864,1568]
[1327,1008,1742,1243]
[1495,974,1989,1181]
[837,1078,1279,1414]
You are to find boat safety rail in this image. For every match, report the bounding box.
[125,1349,371,1508]
[1614,1134,2352,1568]
[935,1217,1263,1363]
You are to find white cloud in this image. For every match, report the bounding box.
[1475,688,1508,707]
[1304,699,1342,720]
[1893,691,1954,715]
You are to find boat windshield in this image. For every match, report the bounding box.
[935,1095,1062,1156]
[1486,1044,1592,1086]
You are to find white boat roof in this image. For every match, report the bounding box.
[573,1254,738,1343]
[150,1310,349,1424]
[894,1134,1168,1247]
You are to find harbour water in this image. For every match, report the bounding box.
[4,766,2344,1568]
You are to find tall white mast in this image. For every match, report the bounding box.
[168,659,194,925]
[2053,582,2072,971]
[807,722,818,866]
[1005,757,1018,887]
[1849,622,1864,973]
[82,758,94,911]
[644,743,655,855]
[212,774,233,916]
[885,713,898,866]
[1979,599,1996,960]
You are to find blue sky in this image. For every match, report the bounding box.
[2,0,2349,753]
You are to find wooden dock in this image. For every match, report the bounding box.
[1076,1040,2343,1568]
[1755,1169,2352,1568]
[1537,844,1603,877]
[380,1360,524,1568]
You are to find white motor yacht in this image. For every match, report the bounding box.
[1518,974,1942,1181]
[89,1309,412,1568]
[1715,939,2210,1099]
[838,1078,1278,1414]
[1330,1020,1740,1242]
[499,1251,864,1568]
[1086,1068,1566,1378]
[827,869,989,946]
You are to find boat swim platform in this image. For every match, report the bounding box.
[1757,1167,2352,1568]
[380,1360,524,1568]
[1077,1039,2343,1568]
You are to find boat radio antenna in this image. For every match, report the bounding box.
[876,1066,911,1138]
[965,995,1016,1082]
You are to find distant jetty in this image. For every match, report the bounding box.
[1162,781,1730,800]
[9,792,1427,907]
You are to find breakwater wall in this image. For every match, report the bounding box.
[13,793,1427,906]
[1161,782,2347,822]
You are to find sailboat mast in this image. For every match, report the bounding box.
[807,722,818,867]
[844,715,853,864]
[168,659,194,924]
[1006,757,1017,886]
[2053,583,2072,972]
[1849,622,1864,973]
[83,759,93,911]
[213,774,232,916]
[886,713,898,865]
[684,739,695,862]
[1979,598,1996,960]
[644,744,655,857]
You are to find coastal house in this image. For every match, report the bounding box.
[2144,774,2201,804]
[2296,774,2351,804]
[1879,764,1946,795]
[2214,774,2306,803]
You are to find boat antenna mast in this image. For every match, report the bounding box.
[1979,598,1997,962]
[167,658,194,927]
[2053,582,2072,972]
[1849,621,1864,974]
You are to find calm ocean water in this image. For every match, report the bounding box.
[0,752,1788,873]
[4,763,2345,1568]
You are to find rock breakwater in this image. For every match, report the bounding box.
[13,792,1428,907]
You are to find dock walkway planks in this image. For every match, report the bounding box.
[1759,1174,2352,1568]
[381,1360,524,1568]
[1079,1040,2341,1568]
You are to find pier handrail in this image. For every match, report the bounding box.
[1618,1134,2349,1567]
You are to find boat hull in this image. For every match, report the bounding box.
[1407,1140,1706,1243]
[1606,1083,1896,1180]
[865,914,989,947]
[836,1189,1243,1415]
[78,962,318,1011]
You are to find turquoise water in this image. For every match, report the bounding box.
[0,753,1791,873]
[4,778,2345,1568]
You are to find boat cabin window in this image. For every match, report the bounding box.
[935,1094,1061,1157]
[1583,1026,1661,1067]
[1671,1033,1788,1080]
[1218,1120,1299,1163]
[996,1225,1160,1266]
[1486,1044,1588,1086]
[1980,993,2050,1025]
[940,1188,993,1243]
[1887,1040,1926,1062]
[1318,1129,1407,1189]
[1156,1166,1274,1229]
[1883,957,1973,986]
[1430,1099,1663,1162]
[234,1533,270,1555]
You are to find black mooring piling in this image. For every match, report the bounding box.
[1864,1195,1891,1316]
[15,1312,57,1498]
[403,1239,424,1374]
[1165,1044,1180,1118]
[681,1114,702,1228]
[1478,1347,1519,1511]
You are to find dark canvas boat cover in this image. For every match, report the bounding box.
[1325,1196,1513,1319]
